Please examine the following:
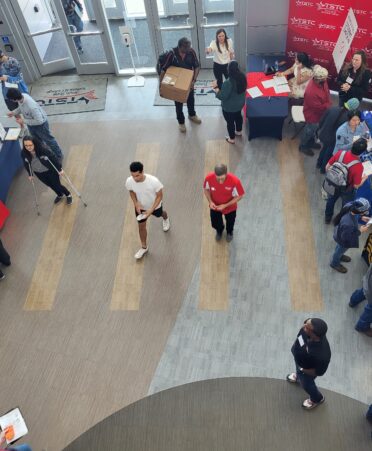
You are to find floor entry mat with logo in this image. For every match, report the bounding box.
[30,78,108,115]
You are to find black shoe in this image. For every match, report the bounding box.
[54,195,63,204]
[324,217,332,224]
[226,233,233,243]
[66,195,73,205]
[299,146,314,156]
[330,263,347,273]
[215,232,223,242]
[340,255,351,263]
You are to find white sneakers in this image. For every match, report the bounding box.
[134,247,148,259]
[162,217,170,232]
[134,217,170,259]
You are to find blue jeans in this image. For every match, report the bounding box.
[8,444,32,451]
[367,404,372,419]
[67,13,83,49]
[356,304,372,332]
[296,364,323,403]
[350,288,366,307]
[28,121,63,160]
[325,189,355,220]
[300,123,318,147]
[331,244,348,267]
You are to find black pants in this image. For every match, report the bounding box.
[0,239,10,266]
[36,170,70,197]
[213,62,228,89]
[210,209,236,235]
[175,89,196,124]
[222,110,243,139]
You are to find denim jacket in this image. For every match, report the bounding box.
[333,121,369,154]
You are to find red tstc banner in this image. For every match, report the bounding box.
[286,0,372,98]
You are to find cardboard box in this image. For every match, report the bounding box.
[160,66,194,103]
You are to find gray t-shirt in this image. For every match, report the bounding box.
[31,156,48,174]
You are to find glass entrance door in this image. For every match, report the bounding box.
[151,0,238,69]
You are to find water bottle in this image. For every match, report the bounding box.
[275,60,279,72]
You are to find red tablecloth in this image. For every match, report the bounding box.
[246,72,289,98]
[0,201,9,229]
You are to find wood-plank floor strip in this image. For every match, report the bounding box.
[278,139,323,311]
[23,145,92,311]
[199,140,230,310]
[110,144,160,311]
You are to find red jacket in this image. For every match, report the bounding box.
[303,79,331,124]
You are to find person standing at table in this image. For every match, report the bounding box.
[0,50,29,111]
[203,164,245,242]
[6,88,64,161]
[206,28,234,90]
[276,52,313,100]
[0,238,11,281]
[337,50,371,106]
[21,136,72,205]
[159,37,201,133]
[299,65,331,156]
[62,0,84,54]
[212,60,247,144]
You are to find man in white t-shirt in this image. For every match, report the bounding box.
[125,161,170,259]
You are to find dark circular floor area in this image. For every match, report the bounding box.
[64,377,371,451]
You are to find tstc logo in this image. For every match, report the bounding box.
[293,36,309,43]
[290,17,316,29]
[312,38,336,50]
[353,9,367,16]
[316,2,344,15]
[356,28,368,38]
[287,51,297,59]
[295,0,313,6]
[318,23,336,30]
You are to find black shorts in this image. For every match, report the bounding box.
[135,206,163,223]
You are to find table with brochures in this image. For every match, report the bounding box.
[245,54,289,140]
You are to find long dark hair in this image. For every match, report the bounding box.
[341,50,368,84]
[215,28,229,53]
[22,135,46,158]
[333,199,369,226]
[296,52,313,69]
[227,61,247,94]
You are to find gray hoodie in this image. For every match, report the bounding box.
[13,93,47,126]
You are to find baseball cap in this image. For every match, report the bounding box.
[344,98,360,110]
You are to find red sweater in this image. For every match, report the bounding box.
[303,80,331,124]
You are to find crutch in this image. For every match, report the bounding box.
[46,157,88,207]
[27,161,41,216]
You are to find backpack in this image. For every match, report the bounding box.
[156,49,178,75]
[322,151,358,196]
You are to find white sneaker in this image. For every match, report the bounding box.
[134,247,148,259]
[162,217,170,232]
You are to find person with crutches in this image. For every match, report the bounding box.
[21,136,72,206]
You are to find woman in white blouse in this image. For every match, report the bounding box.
[206,29,234,89]
[276,52,313,99]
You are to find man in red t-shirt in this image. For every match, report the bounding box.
[203,164,245,242]
[324,138,368,223]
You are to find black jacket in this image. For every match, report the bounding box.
[318,106,348,147]
[333,213,361,248]
[21,146,62,176]
[337,67,371,102]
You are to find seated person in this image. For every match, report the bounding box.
[276,52,313,99]
[333,110,369,155]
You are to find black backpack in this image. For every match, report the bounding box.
[156,49,178,75]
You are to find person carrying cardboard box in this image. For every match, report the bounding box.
[159,37,202,133]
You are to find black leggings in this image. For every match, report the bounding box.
[213,62,229,89]
[210,209,236,235]
[222,110,243,139]
[36,170,70,197]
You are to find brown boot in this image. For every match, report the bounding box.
[330,263,347,273]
